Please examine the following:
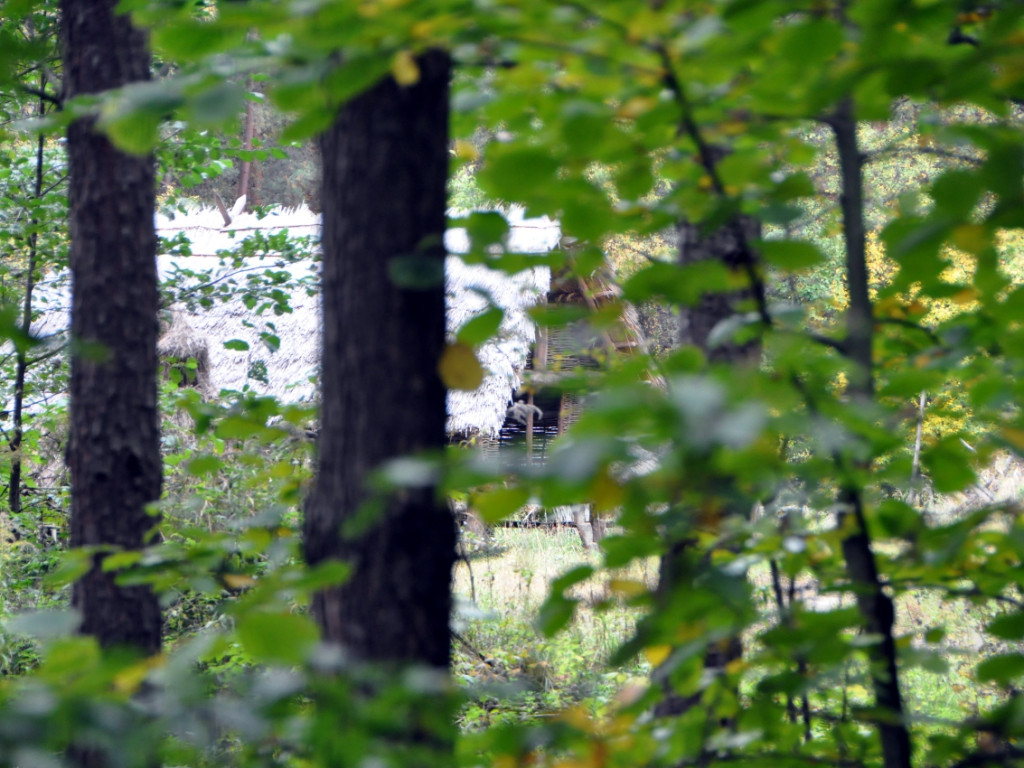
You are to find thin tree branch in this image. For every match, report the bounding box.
[17,84,61,106]
[874,316,942,345]
[865,145,983,167]
[653,43,773,330]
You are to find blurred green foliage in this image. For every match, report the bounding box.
[1,0,1024,767]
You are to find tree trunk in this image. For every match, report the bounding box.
[677,216,761,364]
[830,100,912,768]
[654,214,761,718]
[304,51,455,672]
[62,0,162,654]
[9,83,46,519]
[236,76,255,206]
[572,505,595,550]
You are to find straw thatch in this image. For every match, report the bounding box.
[445,257,549,437]
[445,206,559,437]
[18,203,561,440]
[156,199,320,257]
[158,257,321,400]
[157,309,213,397]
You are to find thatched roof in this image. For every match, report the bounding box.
[446,258,549,437]
[158,258,321,400]
[155,199,320,256]
[22,203,560,438]
[157,309,213,396]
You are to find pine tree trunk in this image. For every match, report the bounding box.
[304,51,455,670]
[62,0,162,654]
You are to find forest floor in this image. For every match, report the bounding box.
[450,517,1011,735]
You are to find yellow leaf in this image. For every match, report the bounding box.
[222,573,256,589]
[616,96,655,119]
[590,470,622,512]
[1001,427,1024,450]
[725,657,746,674]
[952,224,987,254]
[611,683,646,711]
[875,295,906,318]
[439,342,484,391]
[410,19,437,39]
[113,654,164,694]
[608,579,647,598]
[951,287,979,305]
[554,71,585,90]
[645,644,671,667]
[560,705,596,732]
[453,139,479,161]
[391,50,420,87]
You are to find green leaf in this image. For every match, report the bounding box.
[224,339,250,351]
[187,454,225,476]
[100,108,162,155]
[622,260,733,305]
[102,551,142,571]
[875,499,923,538]
[236,611,319,666]
[463,211,509,250]
[778,19,844,68]
[930,170,984,219]
[43,549,93,589]
[758,240,825,272]
[260,332,281,353]
[976,653,1024,685]
[921,437,976,493]
[184,80,246,128]
[535,566,593,637]
[388,254,445,289]
[988,613,1024,641]
[473,486,530,524]
[560,101,609,157]
[479,147,560,202]
[456,307,504,345]
[290,561,352,593]
[6,609,82,642]
[152,20,247,59]
[215,416,264,441]
[96,80,183,154]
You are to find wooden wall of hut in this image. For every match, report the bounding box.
[547,267,646,366]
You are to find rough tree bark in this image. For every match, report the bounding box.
[652,214,760,719]
[62,0,162,654]
[304,51,455,671]
[677,217,762,365]
[649,45,771,723]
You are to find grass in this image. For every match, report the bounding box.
[451,527,653,728]
[450,522,1016,739]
